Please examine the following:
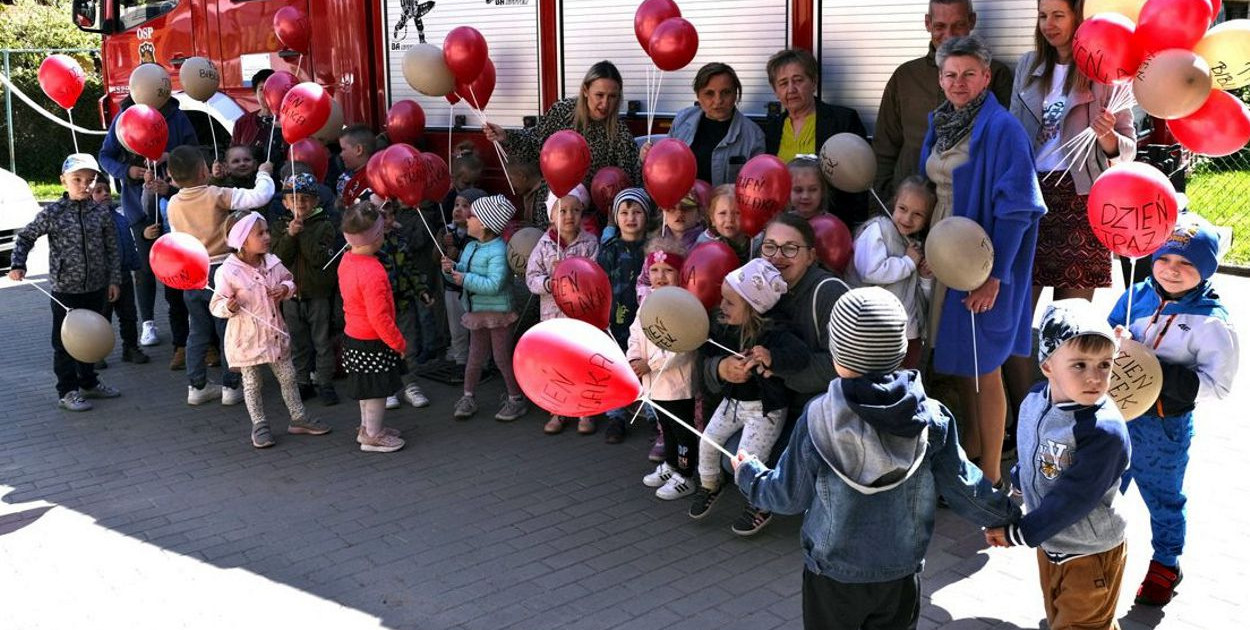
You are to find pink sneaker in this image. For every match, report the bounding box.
[648,433,666,463]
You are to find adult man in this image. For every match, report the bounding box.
[872,0,1014,200]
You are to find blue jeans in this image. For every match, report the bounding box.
[184,277,239,390]
[1121,411,1193,566]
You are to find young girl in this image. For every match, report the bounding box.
[637,192,704,305]
[597,188,652,443]
[788,157,827,220]
[691,258,807,536]
[847,175,935,369]
[440,141,485,226]
[526,184,600,434]
[338,202,407,452]
[442,187,487,367]
[696,184,750,263]
[632,238,698,500]
[210,210,331,448]
[443,195,529,422]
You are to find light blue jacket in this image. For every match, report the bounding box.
[668,106,764,186]
[447,237,512,313]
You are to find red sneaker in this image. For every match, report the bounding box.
[1135,560,1183,606]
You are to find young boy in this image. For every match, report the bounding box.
[377,200,431,409]
[272,172,342,406]
[336,125,376,200]
[597,188,651,443]
[732,287,1019,630]
[1108,215,1238,606]
[439,187,487,367]
[8,154,123,411]
[984,299,1131,630]
[166,145,274,406]
[94,178,149,366]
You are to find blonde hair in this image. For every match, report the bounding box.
[706,184,736,224]
[573,61,624,139]
[341,201,381,235]
[722,281,766,349]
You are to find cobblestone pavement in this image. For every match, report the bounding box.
[1,246,1245,629]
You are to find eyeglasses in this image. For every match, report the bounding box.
[760,242,810,259]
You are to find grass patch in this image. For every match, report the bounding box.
[1186,168,1249,266]
[28,180,64,202]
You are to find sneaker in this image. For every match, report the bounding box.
[656,473,695,500]
[688,485,723,519]
[58,390,92,412]
[94,359,109,370]
[122,346,150,364]
[453,394,478,420]
[221,385,243,406]
[731,506,773,537]
[205,345,221,367]
[401,383,429,408]
[187,384,222,406]
[648,437,666,463]
[81,382,121,399]
[643,462,675,488]
[169,346,186,371]
[299,383,317,401]
[140,320,160,347]
[495,396,528,422]
[1135,561,1183,606]
[288,417,331,435]
[543,415,566,435]
[604,416,627,444]
[356,426,401,444]
[251,422,275,448]
[385,395,401,410]
[359,430,405,453]
[319,384,339,406]
[577,416,596,435]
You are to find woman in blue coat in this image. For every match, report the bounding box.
[920,36,1045,487]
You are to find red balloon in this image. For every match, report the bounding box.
[443,26,489,84]
[1072,14,1142,85]
[690,179,712,209]
[513,318,641,417]
[341,171,371,205]
[735,155,792,238]
[279,82,331,144]
[150,233,209,290]
[1134,0,1212,56]
[643,138,696,209]
[38,54,85,110]
[445,92,461,106]
[367,150,391,199]
[552,256,612,329]
[1210,0,1223,22]
[387,100,427,145]
[116,104,168,161]
[381,143,427,207]
[263,71,299,117]
[809,214,854,274]
[680,241,740,310]
[1087,162,1179,259]
[581,212,604,238]
[1168,90,1250,157]
[648,17,699,72]
[273,6,311,54]
[454,58,497,111]
[420,153,452,202]
[290,138,329,182]
[634,0,681,54]
[591,166,630,214]
[541,130,591,197]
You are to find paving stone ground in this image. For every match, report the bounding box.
[1,245,1246,629]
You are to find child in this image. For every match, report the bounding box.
[272,172,341,406]
[636,192,704,304]
[338,202,407,452]
[95,178,149,365]
[443,195,529,422]
[377,200,430,409]
[1108,216,1238,606]
[696,184,750,263]
[693,259,807,535]
[336,125,376,199]
[983,299,1130,630]
[788,157,827,220]
[733,287,1020,630]
[7,154,123,411]
[142,191,191,370]
[847,175,935,369]
[526,184,600,434]
[210,211,332,448]
[441,187,488,367]
[505,157,551,231]
[212,145,259,188]
[166,145,275,406]
[598,188,652,443]
[441,141,485,218]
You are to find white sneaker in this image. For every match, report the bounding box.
[187,384,222,406]
[656,473,695,500]
[221,386,243,406]
[385,395,401,410]
[401,383,429,408]
[642,462,675,488]
[140,320,160,347]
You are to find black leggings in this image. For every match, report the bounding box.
[653,398,698,477]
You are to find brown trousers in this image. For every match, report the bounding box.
[1037,542,1128,630]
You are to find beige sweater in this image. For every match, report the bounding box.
[168,172,274,263]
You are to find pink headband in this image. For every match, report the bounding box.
[344,215,385,247]
[226,212,264,250]
[645,250,684,271]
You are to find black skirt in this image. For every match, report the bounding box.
[342,336,405,400]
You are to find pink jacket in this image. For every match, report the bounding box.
[209,253,296,367]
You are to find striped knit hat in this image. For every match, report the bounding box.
[471,194,516,235]
[827,287,909,375]
[612,187,653,216]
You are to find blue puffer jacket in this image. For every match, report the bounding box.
[449,237,512,313]
[108,204,140,272]
[98,98,200,227]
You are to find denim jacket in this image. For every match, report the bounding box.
[736,371,1019,583]
[669,106,765,187]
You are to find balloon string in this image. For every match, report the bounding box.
[466,85,517,196]
[66,108,80,154]
[447,102,454,166]
[19,279,71,312]
[644,396,734,460]
[323,243,349,270]
[414,205,447,259]
[706,338,748,360]
[0,72,105,135]
[266,118,278,163]
[650,70,664,138]
[970,310,980,394]
[556,198,564,261]
[207,110,218,162]
[1126,257,1136,331]
[207,283,290,338]
[869,188,890,217]
[630,350,675,425]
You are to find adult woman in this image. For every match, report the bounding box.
[920,36,1045,486]
[483,61,640,188]
[763,49,868,225]
[667,63,765,186]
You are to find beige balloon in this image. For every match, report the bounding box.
[129,63,172,109]
[639,286,710,353]
[178,57,219,102]
[1194,19,1250,91]
[313,98,344,144]
[925,216,994,292]
[1109,339,1163,421]
[1082,0,1146,22]
[402,43,456,97]
[507,227,543,277]
[61,308,116,364]
[819,133,876,193]
[1133,49,1213,120]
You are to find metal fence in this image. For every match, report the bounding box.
[1180,87,1250,265]
[0,47,103,180]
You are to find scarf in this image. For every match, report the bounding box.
[932,90,989,153]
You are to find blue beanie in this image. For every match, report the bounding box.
[1152,214,1220,280]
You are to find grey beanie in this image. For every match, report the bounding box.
[456,187,489,206]
[827,287,909,375]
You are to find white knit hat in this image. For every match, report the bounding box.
[827,287,908,375]
[471,195,516,235]
[545,183,590,218]
[723,259,788,314]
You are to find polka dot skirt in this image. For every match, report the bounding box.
[342,336,405,400]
